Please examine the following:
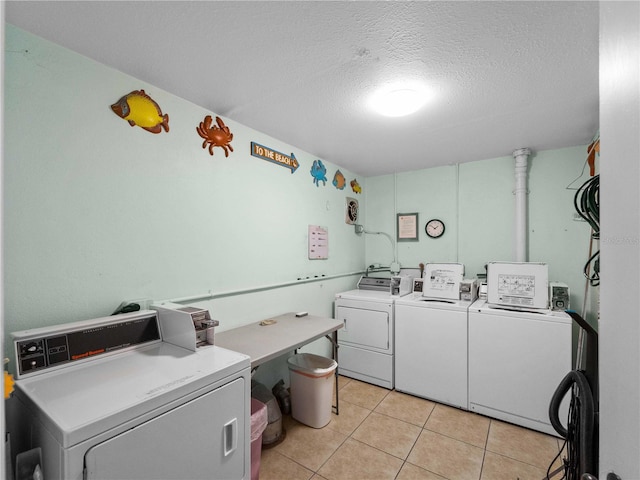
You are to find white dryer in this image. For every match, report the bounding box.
[395,293,474,409]
[11,310,251,480]
[335,288,395,389]
[468,300,571,436]
[334,272,416,389]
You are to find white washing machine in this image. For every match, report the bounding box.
[395,293,474,409]
[468,300,571,436]
[334,272,416,389]
[11,310,251,480]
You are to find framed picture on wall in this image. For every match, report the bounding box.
[397,213,419,241]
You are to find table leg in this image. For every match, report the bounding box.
[325,331,339,415]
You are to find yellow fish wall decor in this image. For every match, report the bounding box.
[111,89,170,134]
[350,179,362,194]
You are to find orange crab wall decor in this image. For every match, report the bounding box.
[196,115,234,156]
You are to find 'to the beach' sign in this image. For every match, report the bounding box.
[251,142,299,173]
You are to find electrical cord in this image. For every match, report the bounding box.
[567,386,582,480]
[573,175,599,235]
[566,138,600,190]
[365,265,391,276]
[583,250,599,287]
[546,428,569,479]
[547,383,573,480]
[573,175,599,286]
[548,370,596,479]
[362,228,398,271]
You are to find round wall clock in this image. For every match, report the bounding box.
[425,219,445,238]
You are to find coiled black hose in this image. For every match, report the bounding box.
[549,370,596,479]
[573,175,599,234]
[574,175,600,286]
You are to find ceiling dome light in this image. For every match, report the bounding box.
[370,85,430,117]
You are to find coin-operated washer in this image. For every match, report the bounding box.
[11,307,251,480]
[395,263,477,409]
[468,262,572,436]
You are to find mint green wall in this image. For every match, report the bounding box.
[365,147,595,322]
[365,166,460,269]
[3,25,364,376]
[528,148,596,303]
[458,156,515,276]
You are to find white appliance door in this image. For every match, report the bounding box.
[336,306,391,352]
[84,377,246,480]
[338,344,394,389]
[395,304,468,408]
[468,311,571,426]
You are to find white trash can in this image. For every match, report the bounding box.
[287,353,337,428]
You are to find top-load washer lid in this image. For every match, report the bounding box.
[395,292,474,310]
[470,299,571,323]
[14,342,250,449]
[335,289,395,303]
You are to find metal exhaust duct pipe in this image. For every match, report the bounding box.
[513,148,531,262]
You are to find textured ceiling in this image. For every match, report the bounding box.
[5,1,599,176]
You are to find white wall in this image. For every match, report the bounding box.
[599,2,640,477]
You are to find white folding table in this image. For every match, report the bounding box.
[215,312,343,414]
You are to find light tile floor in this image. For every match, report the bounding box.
[259,376,565,480]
